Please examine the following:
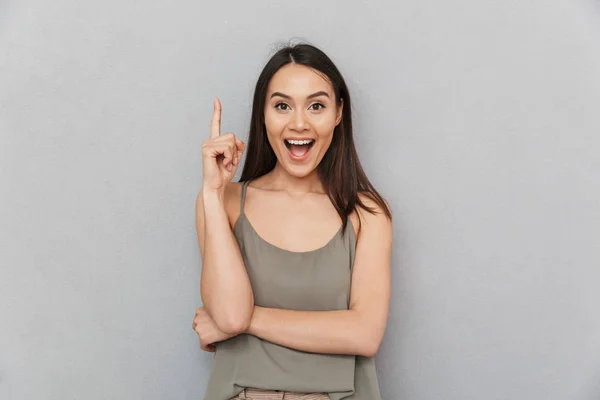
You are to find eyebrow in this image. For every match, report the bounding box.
[269,91,330,100]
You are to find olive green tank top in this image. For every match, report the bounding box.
[202,180,382,400]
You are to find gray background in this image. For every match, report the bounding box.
[1,0,599,399]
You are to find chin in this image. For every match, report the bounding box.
[271,155,314,177]
[285,163,318,178]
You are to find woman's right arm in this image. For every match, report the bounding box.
[195,97,254,335]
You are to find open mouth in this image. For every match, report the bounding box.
[284,139,315,160]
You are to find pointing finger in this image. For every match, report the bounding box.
[210,97,221,139]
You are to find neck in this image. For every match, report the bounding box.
[263,162,324,194]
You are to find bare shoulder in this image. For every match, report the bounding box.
[350,192,393,241]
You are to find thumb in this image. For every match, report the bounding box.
[235,139,246,152]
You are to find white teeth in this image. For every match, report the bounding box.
[286,139,313,145]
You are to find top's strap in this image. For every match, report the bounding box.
[240,180,250,214]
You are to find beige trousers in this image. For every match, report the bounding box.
[229,387,329,400]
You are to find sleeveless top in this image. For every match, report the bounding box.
[202,180,382,400]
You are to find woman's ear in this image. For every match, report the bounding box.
[335,98,344,126]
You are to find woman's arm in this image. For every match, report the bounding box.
[196,183,254,335]
[245,198,392,357]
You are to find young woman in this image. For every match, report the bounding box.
[193,43,392,400]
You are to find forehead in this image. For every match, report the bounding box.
[267,64,334,97]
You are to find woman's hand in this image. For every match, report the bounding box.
[202,97,246,196]
[192,306,237,352]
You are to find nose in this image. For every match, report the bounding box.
[289,109,309,131]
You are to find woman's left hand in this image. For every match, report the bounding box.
[192,306,237,352]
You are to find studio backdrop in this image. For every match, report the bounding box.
[1,1,599,399]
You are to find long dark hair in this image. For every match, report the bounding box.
[240,42,392,233]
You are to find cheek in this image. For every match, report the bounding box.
[264,111,287,134]
[263,120,284,150]
[316,110,338,126]
[314,118,337,139]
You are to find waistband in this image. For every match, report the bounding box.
[234,387,328,400]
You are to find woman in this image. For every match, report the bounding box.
[193,43,392,400]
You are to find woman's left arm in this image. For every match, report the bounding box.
[245,200,392,358]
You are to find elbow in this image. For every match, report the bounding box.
[213,308,253,336]
[358,340,380,358]
[202,287,255,336]
[357,330,383,358]
[217,317,251,336]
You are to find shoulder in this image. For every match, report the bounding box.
[195,181,244,229]
[350,192,393,241]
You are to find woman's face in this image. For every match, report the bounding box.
[264,63,343,178]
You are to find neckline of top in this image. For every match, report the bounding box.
[236,179,355,254]
[235,212,349,255]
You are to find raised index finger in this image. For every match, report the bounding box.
[210,97,221,139]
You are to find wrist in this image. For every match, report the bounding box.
[202,188,225,204]
[245,305,260,335]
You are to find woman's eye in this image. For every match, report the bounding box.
[310,103,325,111]
[275,103,290,111]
